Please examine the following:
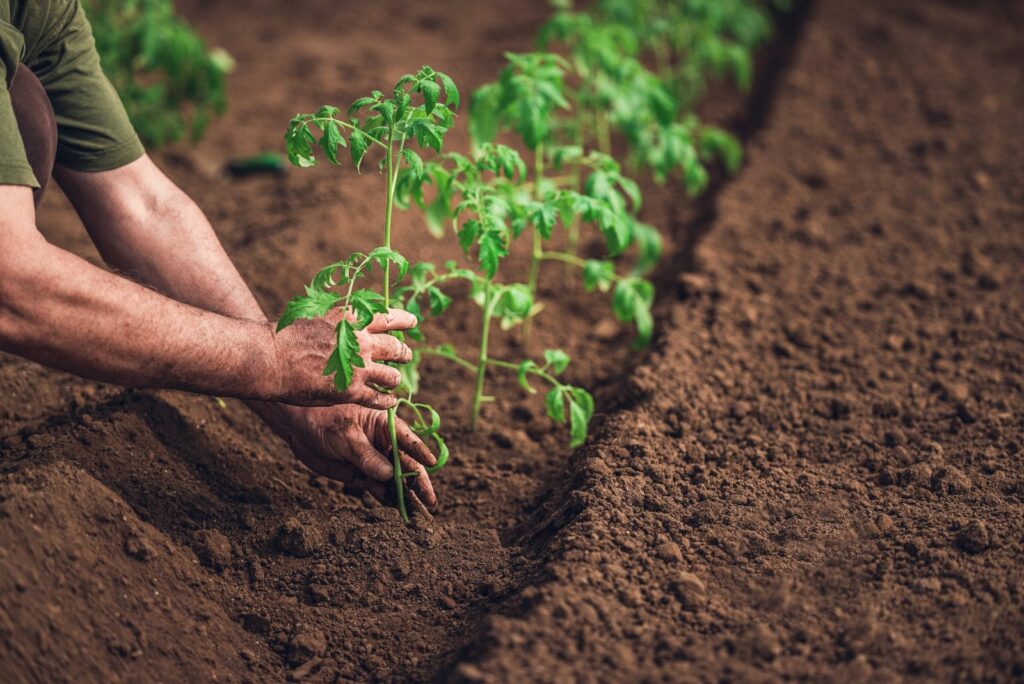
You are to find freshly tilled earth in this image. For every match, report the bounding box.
[1,0,1022,682]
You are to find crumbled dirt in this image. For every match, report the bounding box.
[1,0,1022,682]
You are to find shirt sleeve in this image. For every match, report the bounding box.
[0,45,39,187]
[29,0,144,172]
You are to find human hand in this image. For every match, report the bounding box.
[256,402,438,506]
[267,308,415,409]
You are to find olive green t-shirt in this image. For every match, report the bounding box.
[0,0,143,188]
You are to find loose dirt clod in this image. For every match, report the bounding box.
[191,529,232,571]
[275,518,323,558]
[955,520,990,555]
[287,627,327,666]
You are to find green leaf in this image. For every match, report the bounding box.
[497,284,533,319]
[402,149,424,179]
[350,128,369,170]
[285,118,317,167]
[517,360,538,394]
[367,246,409,281]
[324,319,365,391]
[319,119,346,165]
[438,72,460,110]
[478,231,507,279]
[543,349,571,374]
[568,387,594,448]
[349,289,387,329]
[545,387,566,423]
[398,349,421,395]
[277,289,340,331]
[469,84,501,147]
[582,259,615,293]
[348,96,377,116]
[427,286,452,316]
[419,79,441,113]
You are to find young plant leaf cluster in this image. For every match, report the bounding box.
[277,2,787,520]
[84,0,233,147]
[278,67,459,521]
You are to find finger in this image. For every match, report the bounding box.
[363,362,402,390]
[401,453,436,507]
[367,334,413,363]
[395,419,437,467]
[366,309,418,333]
[331,428,394,482]
[349,387,398,410]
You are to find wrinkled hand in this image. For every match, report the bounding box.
[261,403,437,506]
[268,308,415,409]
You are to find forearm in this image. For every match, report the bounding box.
[56,157,267,322]
[0,234,277,400]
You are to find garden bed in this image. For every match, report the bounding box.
[1,0,1022,681]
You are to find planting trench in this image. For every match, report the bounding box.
[1,0,1022,682]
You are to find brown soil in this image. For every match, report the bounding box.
[1,0,1022,682]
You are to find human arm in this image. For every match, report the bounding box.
[52,159,437,503]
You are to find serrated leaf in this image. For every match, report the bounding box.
[478,231,507,279]
[349,289,387,329]
[438,72,460,110]
[324,319,365,391]
[350,128,369,170]
[348,96,377,116]
[277,290,341,331]
[319,119,346,165]
[402,149,424,179]
[419,79,441,114]
[285,119,317,167]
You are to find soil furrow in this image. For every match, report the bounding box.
[445,0,1024,681]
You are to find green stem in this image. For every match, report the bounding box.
[383,136,408,523]
[471,283,497,431]
[597,112,612,157]
[523,142,545,344]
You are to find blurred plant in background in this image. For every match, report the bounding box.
[84,0,233,147]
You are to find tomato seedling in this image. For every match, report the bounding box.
[468,53,659,345]
[279,66,459,521]
[393,144,597,445]
[85,0,233,146]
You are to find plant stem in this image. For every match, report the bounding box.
[382,136,408,523]
[470,283,497,431]
[523,142,545,344]
[597,112,612,157]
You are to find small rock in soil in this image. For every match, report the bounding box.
[656,541,684,563]
[898,463,933,487]
[276,517,323,557]
[677,272,711,298]
[240,612,272,635]
[190,529,232,571]
[123,533,158,562]
[931,466,972,495]
[672,571,707,611]
[287,627,326,666]
[743,622,782,661]
[451,663,488,683]
[955,519,990,554]
[593,318,620,341]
